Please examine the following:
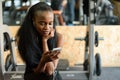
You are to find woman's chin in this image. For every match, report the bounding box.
[43,33,49,36]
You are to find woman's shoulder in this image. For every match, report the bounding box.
[56,32,64,47]
[56,32,63,39]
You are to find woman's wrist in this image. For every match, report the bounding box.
[42,38,48,42]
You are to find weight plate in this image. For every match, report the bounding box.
[95,53,102,76]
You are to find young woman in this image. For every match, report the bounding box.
[16,2,64,80]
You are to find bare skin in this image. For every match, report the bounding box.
[33,11,64,75]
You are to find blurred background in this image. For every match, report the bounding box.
[2,0,120,26]
[1,0,120,80]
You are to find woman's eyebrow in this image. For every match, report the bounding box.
[38,21,53,23]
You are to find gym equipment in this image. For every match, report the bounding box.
[94,31,104,47]
[75,30,103,77]
[0,25,24,80]
[79,0,84,25]
[95,53,101,76]
[95,31,99,47]
[57,59,69,71]
[73,0,104,79]
[4,32,16,71]
[0,1,2,25]
[95,0,119,25]
[81,0,118,25]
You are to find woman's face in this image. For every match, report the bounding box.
[33,11,54,36]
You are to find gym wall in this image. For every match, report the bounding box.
[8,25,120,67]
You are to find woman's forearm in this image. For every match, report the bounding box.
[42,39,49,52]
[33,39,48,73]
[34,60,56,75]
[33,57,46,73]
[41,38,55,75]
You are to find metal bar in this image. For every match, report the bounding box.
[5,71,24,74]
[75,37,104,41]
[0,25,5,80]
[79,0,84,25]
[0,25,20,80]
[59,71,89,74]
[88,0,95,80]
[89,25,95,80]
[0,0,3,25]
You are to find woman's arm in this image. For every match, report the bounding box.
[34,31,64,75]
[33,38,52,74]
[45,32,64,74]
[53,32,64,69]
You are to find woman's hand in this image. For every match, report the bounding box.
[34,50,60,74]
[41,50,60,63]
[42,28,55,41]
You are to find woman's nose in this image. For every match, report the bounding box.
[44,24,50,29]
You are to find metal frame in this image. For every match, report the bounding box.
[95,0,114,24]
[75,0,101,80]
[0,0,2,25]
[0,25,24,80]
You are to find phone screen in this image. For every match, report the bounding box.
[52,47,62,52]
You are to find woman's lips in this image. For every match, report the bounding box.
[43,30,50,34]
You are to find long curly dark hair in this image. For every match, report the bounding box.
[16,2,57,66]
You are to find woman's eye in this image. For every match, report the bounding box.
[39,22,45,26]
[49,22,53,25]
[38,21,53,26]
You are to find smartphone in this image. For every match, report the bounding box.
[51,47,62,52]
